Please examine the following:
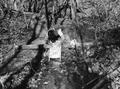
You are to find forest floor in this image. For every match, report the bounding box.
[40,68,71,89]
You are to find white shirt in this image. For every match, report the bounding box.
[48,28,64,59]
[49,40,61,59]
[70,39,77,48]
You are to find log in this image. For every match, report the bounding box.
[0,44,43,74]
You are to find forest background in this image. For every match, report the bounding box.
[0,0,120,89]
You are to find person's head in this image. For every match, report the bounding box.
[48,29,60,43]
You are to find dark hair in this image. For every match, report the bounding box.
[48,30,60,42]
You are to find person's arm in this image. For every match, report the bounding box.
[57,29,64,41]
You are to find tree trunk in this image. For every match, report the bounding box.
[44,0,50,29]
